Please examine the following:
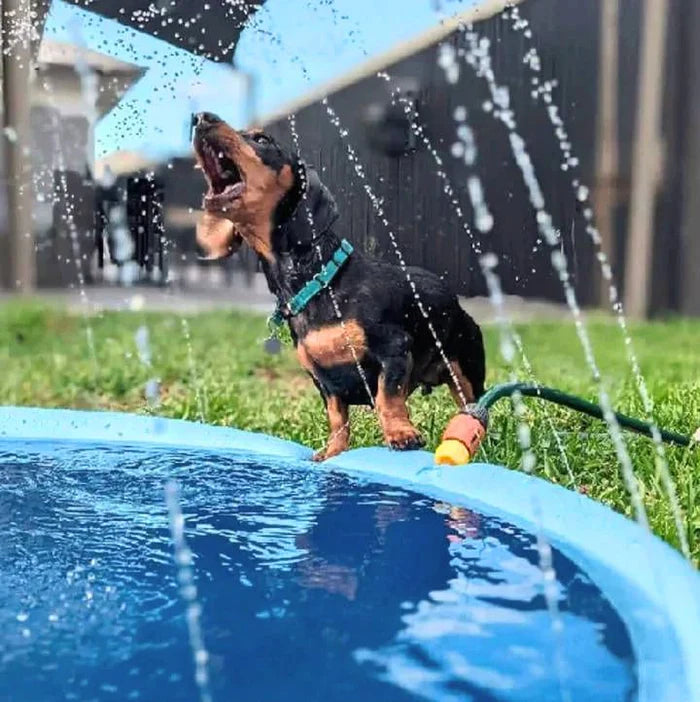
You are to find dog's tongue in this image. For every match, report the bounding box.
[223,182,245,197]
[204,181,245,207]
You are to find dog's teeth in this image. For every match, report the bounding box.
[194,163,202,170]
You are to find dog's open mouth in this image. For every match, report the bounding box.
[198,140,245,209]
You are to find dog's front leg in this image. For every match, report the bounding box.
[376,355,424,451]
[313,395,350,462]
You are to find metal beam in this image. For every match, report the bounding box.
[2,0,35,292]
[61,0,264,64]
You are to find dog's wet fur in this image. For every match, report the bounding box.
[193,112,485,460]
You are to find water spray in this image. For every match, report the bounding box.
[435,383,695,465]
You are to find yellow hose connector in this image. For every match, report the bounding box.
[434,410,488,466]
[435,439,471,466]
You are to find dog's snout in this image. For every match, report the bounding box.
[195,112,222,128]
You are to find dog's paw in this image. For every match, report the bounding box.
[386,427,425,451]
[390,435,425,451]
[313,442,347,462]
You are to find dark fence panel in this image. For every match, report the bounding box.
[263,0,602,304]
[262,0,691,313]
[37,170,95,288]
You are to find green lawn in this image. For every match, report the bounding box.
[1,301,698,564]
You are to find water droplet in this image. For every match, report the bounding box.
[451,141,465,158]
[480,253,498,270]
[476,211,494,233]
[145,378,160,406]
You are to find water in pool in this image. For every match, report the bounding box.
[0,441,635,702]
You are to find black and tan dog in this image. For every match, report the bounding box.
[193,112,485,461]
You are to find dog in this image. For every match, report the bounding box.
[192,111,485,461]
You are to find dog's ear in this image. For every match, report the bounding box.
[274,162,340,250]
[303,165,339,236]
[196,211,242,260]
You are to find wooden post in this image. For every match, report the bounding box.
[0,4,5,290]
[679,0,700,316]
[623,0,669,318]
[1,0,35,292]
[593,0,619,306]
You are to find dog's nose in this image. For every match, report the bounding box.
[194,112,222,128]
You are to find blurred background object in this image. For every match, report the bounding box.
[1,0,699,317]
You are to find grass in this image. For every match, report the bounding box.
[1,300,698,564]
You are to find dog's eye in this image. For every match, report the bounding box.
[252,133,270,145]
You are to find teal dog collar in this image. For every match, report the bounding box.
[268,239,354,330]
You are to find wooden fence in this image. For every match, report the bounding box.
[261,0,700,316]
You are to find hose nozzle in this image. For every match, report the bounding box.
[434,406,488,466]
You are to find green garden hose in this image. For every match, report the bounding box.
[435,381,694,465]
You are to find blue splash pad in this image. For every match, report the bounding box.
[0,406,698,702]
